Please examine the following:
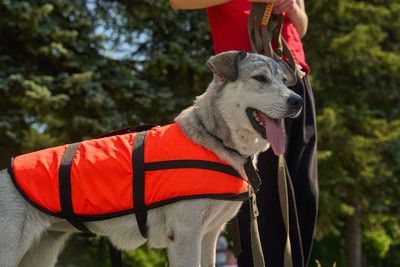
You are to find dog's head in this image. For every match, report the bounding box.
[206,51,303,156]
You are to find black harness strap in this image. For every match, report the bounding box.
[132,131,149,239]
[108,240,123,267]
[60,143,123,267]
[229,217,242,257]
[59,142,92,233]
[145,160,242,179]
[230,157,262,259]
[244,157,262,193]
[100,126,156,267]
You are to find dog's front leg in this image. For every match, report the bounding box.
[200,201,242,267]
[164,200,212,267]
[167,227,203,267]
[200,227,221,267]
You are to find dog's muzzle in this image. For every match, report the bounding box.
[287,94,303,116]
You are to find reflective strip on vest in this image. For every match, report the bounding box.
[9,123,248,219]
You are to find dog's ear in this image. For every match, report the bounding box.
[272,58,297,86]
[207,51,247,81]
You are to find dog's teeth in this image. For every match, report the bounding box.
[252,110,265,127]
[252,111,260,122]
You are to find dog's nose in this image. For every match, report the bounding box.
[287,94,303,108]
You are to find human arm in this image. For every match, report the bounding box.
[248,0,308,38]
[169,0,231,10]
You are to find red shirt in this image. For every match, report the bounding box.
[207,0,310,73]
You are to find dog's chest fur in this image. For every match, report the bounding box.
[9,123,248,220]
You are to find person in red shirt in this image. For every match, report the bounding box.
[169,1,318,266]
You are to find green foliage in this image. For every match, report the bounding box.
[123,245,166,267]
[363,229,392,262]
[56,236,166,267]
[306,0,400,264]
[1,0,198,167]
[97,0,214,121]
[57,237,111,267]
[312,234,344,266]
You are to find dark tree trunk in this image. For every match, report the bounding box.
[345,195,362,267]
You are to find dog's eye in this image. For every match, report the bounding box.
[252,75,268,83]
[283,77,288,84]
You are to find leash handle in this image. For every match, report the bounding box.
[248,3,299,76]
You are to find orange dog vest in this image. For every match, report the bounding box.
[8,123,248,234]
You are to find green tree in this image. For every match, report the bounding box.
[305,0,400,265]
[0,0,190,166]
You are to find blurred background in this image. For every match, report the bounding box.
[0,0,399,266]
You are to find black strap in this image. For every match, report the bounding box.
[244,157,262,193]
[132,131,149,239]
[229,217,242,257]
[108,240,123,267]
[59,142,92,233]
[145,160,242,179]
[229,158,261,259]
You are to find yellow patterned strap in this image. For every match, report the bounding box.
[261,3,274,26]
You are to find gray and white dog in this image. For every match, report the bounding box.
[0,51,302,267]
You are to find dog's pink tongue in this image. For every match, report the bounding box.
[256,111,285,156]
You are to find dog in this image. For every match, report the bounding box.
[0,51,303,267]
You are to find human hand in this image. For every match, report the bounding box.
[247,0,297,14]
